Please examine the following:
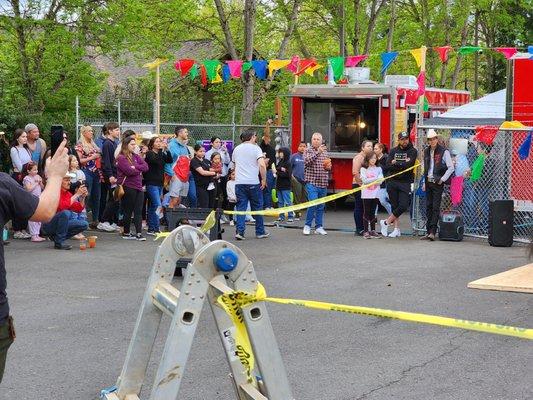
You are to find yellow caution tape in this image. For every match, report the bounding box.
[224,161,420,216]
[217,283,532,374]
[156,163,420,239]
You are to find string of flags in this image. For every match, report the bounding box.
[163,45,533,86]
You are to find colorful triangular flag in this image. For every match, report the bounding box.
[458,46,482,55]
[222,64,230,83]
[380,51,398,75]
[305,63,323,76]
[328,57,345,81]
[202,60,221,82]
[417,71,426,97]
[286,56,300,74]
[518,131,532,160]
[494,47,518,60]
[295,59,317,76]
[252,60,268,80]
[227,60,243,79]
[434,46,453,63]
[189,64,199,80]
[409,48,426,68]
[175,59,195,76]
[470,153,486,182]
[474,125,499,145]
[345,55,368,67]
[268,60,291,77]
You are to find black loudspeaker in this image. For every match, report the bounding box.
[488,200,514,247]
[438,211,464,241]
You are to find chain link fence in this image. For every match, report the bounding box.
[75,97,290,147]
[412,127,532,243]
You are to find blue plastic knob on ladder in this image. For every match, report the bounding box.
[213,248,239,272]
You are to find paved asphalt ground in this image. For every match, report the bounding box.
[1,208,532,400]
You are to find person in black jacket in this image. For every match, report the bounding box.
[275,147,294,223]
[379,131,418,238]
[97,122,121,231]
[144,136,173,235]
[421,129,454,241]
[260,134,276,209]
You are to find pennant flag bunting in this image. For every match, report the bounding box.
[286,56,300,74]
[203,60,221,82]
[328,57,345,81]
[416,71,426,97]
[380,52,399,75]
[252,60,268,80]
[143,58,167,69]
[409,48,425,68]
[189,64,199,80]
[295,59,318,76]
[268,60,291,77]
[242,61,253,73]
[305,63,324,76]
[528,46,533,55]
[458,46,482,55]
[345,55,368,67]
[175,59,195,76]
[470,153,486,182]
[409,122,417,142]
[227,60,243,79]
[474,125,499,145]
[200,65,207,87]
[434,46,453,63]
[423,96,429,112]
[211,65,223,83]
[518,131,532,160]
[494,47,518,60]
[222,64,230,83]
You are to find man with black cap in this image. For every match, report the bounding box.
[421,129,454,241]
[380,131,418,237]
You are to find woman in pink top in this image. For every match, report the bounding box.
[360,152,383,239]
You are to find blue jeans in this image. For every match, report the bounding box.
[236,184,265,236]
[146,185,163,232]
[352,184,364,233]
[82,169,101,223]
[42,210,88,246]
[262,170,275,208]
[305,183,327,228]
[278,190,294,220]
[187,172,197,207]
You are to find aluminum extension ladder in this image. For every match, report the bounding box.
[102,225,293,400]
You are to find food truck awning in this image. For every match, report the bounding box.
[288,84,394,98]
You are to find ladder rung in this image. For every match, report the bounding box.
[151,281,180,317]
[240,383,268,400]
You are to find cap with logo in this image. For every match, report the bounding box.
[398,131,409,140]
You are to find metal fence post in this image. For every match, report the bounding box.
[231,105,236,144]
[117,98,122,130]
[75,96,80,142]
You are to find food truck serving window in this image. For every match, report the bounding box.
[303,98,379,152]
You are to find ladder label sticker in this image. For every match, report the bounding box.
[222,327,239,362]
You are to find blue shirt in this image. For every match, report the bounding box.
[164,138,191,176]
[290,152,305,182]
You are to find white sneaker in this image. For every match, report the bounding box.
[98,222,116,232]
[389,228,401,238]
[110,223,119,231]
[229,220,235,226]
[302,225,311,235]
[315,227,328,235]
[379,220,389,237]
[14,231,29,239]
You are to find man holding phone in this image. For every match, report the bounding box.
[0,139,69,382]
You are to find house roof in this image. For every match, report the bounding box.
[424,89,506,127]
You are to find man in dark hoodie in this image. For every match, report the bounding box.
[380,131,418,238]
[97,122,121,232]
[275,147,294,222]
[260,134,276,209]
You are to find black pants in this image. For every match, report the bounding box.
[352,184,364,233]
[0,319,14,383]
[426,181,444,234]
[101,183,119,224]
[362,198,378,232]
[196,185,215,209]
[121,187,144,234]
[387,180,411,218]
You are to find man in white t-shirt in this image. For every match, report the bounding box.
[231,129,269,240]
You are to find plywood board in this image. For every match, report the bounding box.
[468,264,533,293]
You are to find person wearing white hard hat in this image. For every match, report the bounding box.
[420,129,454,241]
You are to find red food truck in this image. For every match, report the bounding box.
[289,71,470,192]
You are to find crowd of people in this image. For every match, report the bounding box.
[1,121,464,247]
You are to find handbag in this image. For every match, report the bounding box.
[113,176,127,201]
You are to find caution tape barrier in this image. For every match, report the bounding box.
[217,283,532,378]
[155,162,421,240]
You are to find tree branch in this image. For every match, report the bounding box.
[213,0,239,59]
